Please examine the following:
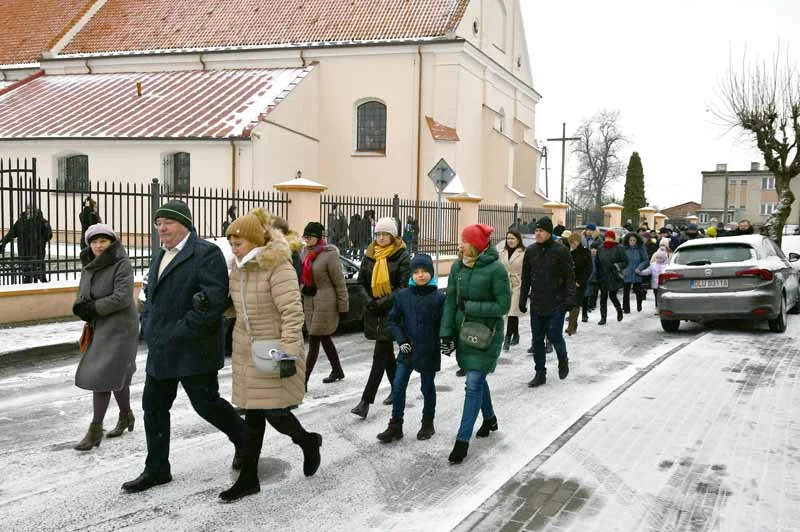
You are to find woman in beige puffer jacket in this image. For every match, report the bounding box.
[220,209,323,502]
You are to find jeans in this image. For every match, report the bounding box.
[456,371,495,442]
[391,359,436,420]
[530,311,568,375]
[142,372,246,475]
[361,340,396,404]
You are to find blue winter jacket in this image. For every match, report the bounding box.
[623,244,649,284]
[387,283,445,373]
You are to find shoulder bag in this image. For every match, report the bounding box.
[240,271,296,377]
[456,272,495,351]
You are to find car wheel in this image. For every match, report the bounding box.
[660,319,680,332]
[768,296,788,333]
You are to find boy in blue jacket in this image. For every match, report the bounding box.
[382,254,446,442]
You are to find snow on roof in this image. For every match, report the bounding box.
[61,0,469,56]
[0,0,92,66]
[0,67,312,139]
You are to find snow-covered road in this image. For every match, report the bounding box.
[0,301,701,532]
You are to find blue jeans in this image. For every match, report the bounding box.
[456,371,495,442]
[391,359,436,420]
[531,311,568,375]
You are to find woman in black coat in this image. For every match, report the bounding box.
[565,233,592,335]
[350,217,411,419]
[596,230,626,325]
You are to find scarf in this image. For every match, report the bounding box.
[370,239,405,297]
[461,244,483,269]
[602,241,617,249]
[301,241,327,287]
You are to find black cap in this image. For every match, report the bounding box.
[535,216,554,234]
[154,200,193,229]
[303,222,325,239]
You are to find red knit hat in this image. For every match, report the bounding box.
[462,224,494,251]
[604,230,617,240]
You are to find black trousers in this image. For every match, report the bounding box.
[599,288,622,320]
[506,316,519,338]
[306,335,344,383]
[622,282,644,312]
[244,408,310,457]
[361,340,396,404]
[142,372,246,475]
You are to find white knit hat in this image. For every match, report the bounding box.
[374,217,398,237]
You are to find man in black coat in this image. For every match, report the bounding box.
[519,216,576,388]
[123,200,253,498]
[0,205,52,283]
[565,233,592,335]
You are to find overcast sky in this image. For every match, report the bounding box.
[520,0,800,210]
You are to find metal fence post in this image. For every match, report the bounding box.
[150,178,160,257]
[513,203,519,226]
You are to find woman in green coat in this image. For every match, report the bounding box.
[440,224,511,464]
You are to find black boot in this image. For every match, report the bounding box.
[510,333,520,346]
[322,371,345,384]
[219,459,260,502]
[382,392,393,406]
[637,299,643,312]
[527,373,546,388]
[74,422,103,451]
[456,368,466,377]
[617,307,624,322]
[106,411,135,438]
[503,335,511,351]
[122,470,172,493]
[527,346,534,354]
[417,416,435,440]
[377,418,404,443]
[558,359,569,380]
[351,400,369,419]
[475,416,498,438]
[231,448,244,470]
[448,440,469,464]
[296,432,323,477]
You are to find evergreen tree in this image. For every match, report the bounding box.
[622,152,647,227]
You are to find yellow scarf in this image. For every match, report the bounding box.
[370,239,406,297]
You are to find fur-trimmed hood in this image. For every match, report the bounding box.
[230,228,292,272]
[284,230,303,253]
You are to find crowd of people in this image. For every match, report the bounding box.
[64,197,765,503]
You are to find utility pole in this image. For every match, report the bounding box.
[547,122,580,202]
[541,145,550,198]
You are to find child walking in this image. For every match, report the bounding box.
[640,246,669,315]
[379,254,445,442]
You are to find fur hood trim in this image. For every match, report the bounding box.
[229,229,292,272]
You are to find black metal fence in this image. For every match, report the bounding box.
[0,158,289,285]
[478,204,552,245]
[320,194,460,259]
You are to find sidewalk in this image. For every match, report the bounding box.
[0,320,82,360]
[459,328,800,532]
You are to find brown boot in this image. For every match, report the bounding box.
[106,411,135,438]
[74,422,103,451]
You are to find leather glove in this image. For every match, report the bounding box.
[458,298,466,311]
[365,299,378,312]
[399,342,413,355]
[192,291,209,312]
[519,302,528,314]
[73,300,96,322]
[440,337,456,357]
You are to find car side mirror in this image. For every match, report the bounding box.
[789,252,800,262]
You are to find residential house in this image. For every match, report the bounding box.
[0,0,546,207]
[661,201,701,221]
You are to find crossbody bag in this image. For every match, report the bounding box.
[457,271,496,350]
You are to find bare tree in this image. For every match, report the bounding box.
[569,110,627,210]
[718,50,800,244]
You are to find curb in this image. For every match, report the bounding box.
[0,342,80,369]
[454,331,709,532]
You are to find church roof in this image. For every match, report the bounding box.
[0,0,94,66]
[61,0,469,57]
[0,67,312,139]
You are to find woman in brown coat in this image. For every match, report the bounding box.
[220,209,323,502]
[72,224,138,451]
[499,229,526,351]
[300,222,348,386]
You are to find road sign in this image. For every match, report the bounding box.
[427,158,456,193]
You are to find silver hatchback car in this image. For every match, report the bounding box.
[658,235,799,333]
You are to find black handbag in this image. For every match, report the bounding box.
[456,272,495,350]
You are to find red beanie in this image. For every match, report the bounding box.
[462,224,494,251]
[604,230,617,240]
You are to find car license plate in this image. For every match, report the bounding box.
[690,279,728,289]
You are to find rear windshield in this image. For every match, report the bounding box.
[673,244,754,265]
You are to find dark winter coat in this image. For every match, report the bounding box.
[74,241,138,391]
[570,244,592,307]
[441,247,511,374]
[679,231,702,247]
[519,239,576,315]
[359,242,411,342]
[0,211,52,258]
[349,215,364,247]
[302,244,349,335]
[142,231,229,379]
[387,283,445,373]
[623,235,650,284]
[597,241,627,292]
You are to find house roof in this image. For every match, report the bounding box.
[61,0,469,56]
[425,116,459,141]
[0,0,93,66]
[0,67,312,139]
[661,201,701,213]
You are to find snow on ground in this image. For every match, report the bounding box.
[0,297,701,532]
[0,320,84,355]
